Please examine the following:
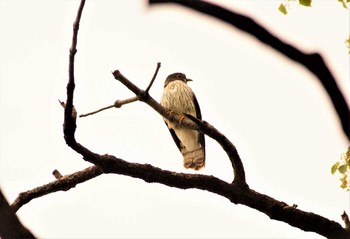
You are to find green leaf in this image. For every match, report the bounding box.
[338,0,349,8]
[299,0,312,7]
[340,175,348,189]
[278,3,288,15]
[345,146,350,161]
[338,164,347,174]
[331,162,340,174]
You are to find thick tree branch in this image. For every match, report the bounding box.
[11,150,348,238]
[112,69,246,184]
[0,190,35,238]
[11,166,103,212]
[11,0,349,238]
[110,70,348,238]
[64,0,85,146]
[149,0,350,141]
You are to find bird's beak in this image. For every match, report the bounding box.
[186,78,193,82]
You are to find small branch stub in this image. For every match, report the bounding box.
[342,211,350,230]
[52,169,63,179]
[59,99,77,119]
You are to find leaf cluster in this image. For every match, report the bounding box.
[279,0,349,15]
[331,147,350,190]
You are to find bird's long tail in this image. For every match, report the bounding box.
[182,147,205,170]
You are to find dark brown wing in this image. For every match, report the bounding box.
[164,121,182,152]
[192,93,205,158]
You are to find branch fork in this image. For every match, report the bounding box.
[8,1,350,238]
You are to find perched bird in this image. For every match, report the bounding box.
[160,73,205,170]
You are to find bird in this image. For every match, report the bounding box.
[160,73,205,170]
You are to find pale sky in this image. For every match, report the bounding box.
[1,0,349,238]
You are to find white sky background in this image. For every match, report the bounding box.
[0,0,349,238]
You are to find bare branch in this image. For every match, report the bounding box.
[145,62,161,93]
[149,0,350,141]
[11,166,103,212]
[64,0,86,146]
[112,69,246,183]
[0,190,35,238]
[79,96,138,118]
[13,0,347,238]
[79,104,114,117]
[34,151,350,238]
[114,96,138,108]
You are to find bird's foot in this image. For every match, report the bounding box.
[179,114,186,124]
[167,110,174,116]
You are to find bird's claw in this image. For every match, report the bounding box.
[167,110,186,125]
[179,114,186,124]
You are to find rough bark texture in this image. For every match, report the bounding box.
[6,1,350,238]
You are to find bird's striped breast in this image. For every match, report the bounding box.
[160,80,196,117]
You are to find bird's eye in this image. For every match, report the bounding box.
[176,74,182,79]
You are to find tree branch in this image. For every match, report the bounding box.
[79,96,138,118]
[0,189,35,238]
[11,0,349,238]
[149,0,350,141]
[64,0,85,146]
[110,70,348,238]
[145,62,161,93]
[112,69,247,184]
[11,166,103,212]
[12,150,348,238]
[59,0,348,236]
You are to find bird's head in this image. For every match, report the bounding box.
[164,73,192,87]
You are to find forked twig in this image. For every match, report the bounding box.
[80,62,161,118]
[145,62,161,93]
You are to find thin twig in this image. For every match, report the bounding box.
[114,96,139,107]
[78,61,161,118]
[112,70,247,184]
[15,0,347,237]
[145,62,161,93]
[79,96,139,118]
[80,104,114,118]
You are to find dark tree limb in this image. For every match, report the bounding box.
[10,148,349,238]
[64,0,85,146]
[149,0,350,141]
[9,0,350,238]
[0,189,35,238]
[112,69,246,184]
[11,166,103,212]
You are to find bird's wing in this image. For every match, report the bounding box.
[164,121,182,152]
[192,93,205,157]
[162,92,205,155]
